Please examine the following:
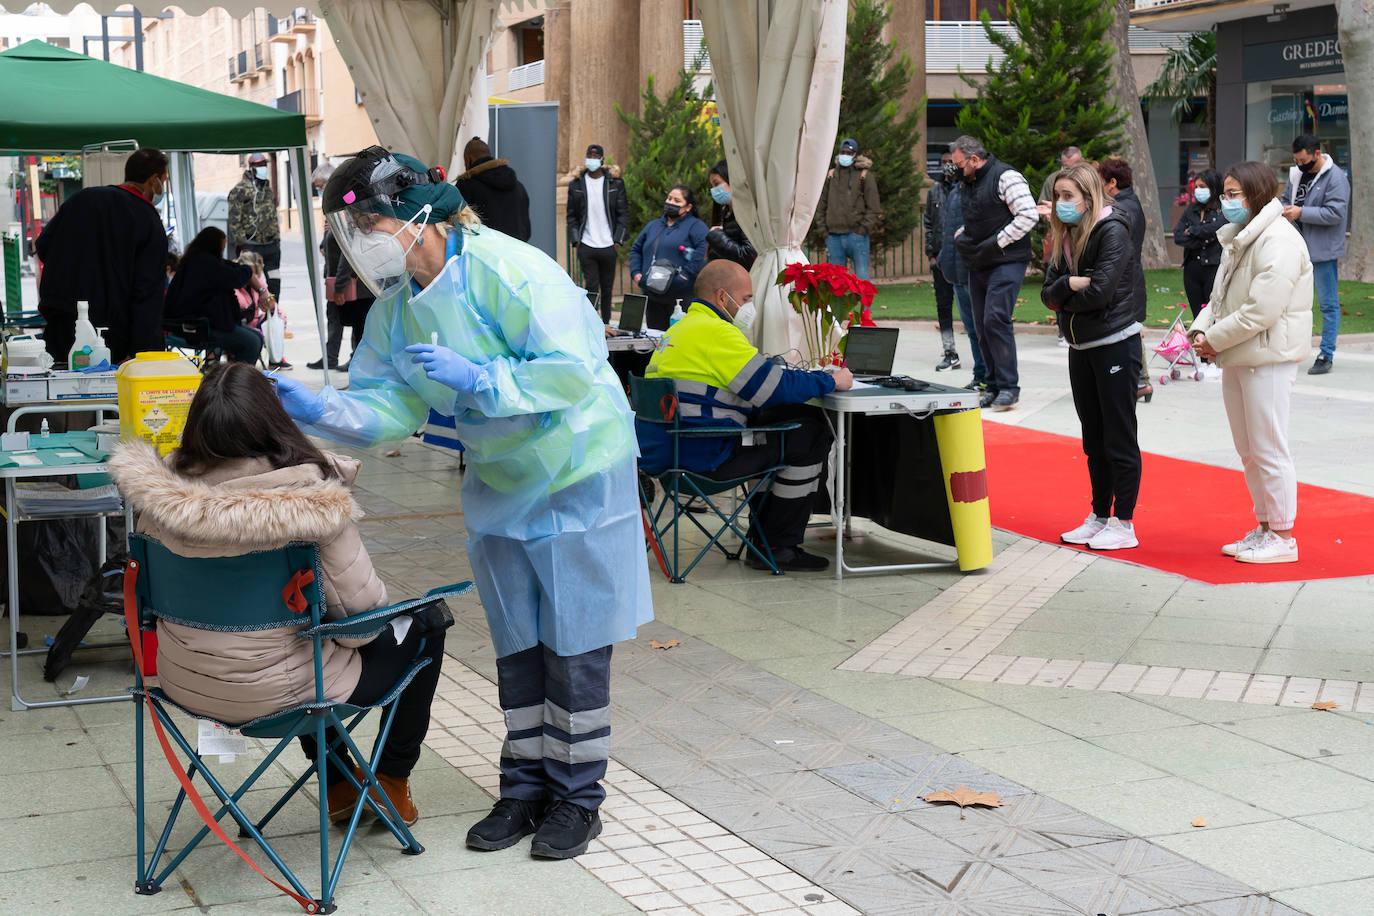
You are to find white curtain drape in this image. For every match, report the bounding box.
[699,0,846,360]
[319,0,501,173]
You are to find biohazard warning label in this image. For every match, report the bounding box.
[141,405,171,434]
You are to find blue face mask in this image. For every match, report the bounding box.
[1194,187,1211,204]
[1055,201,1083,224]
[710,185,731,205]
[1221,199,1250,224]
[837,154,855,168]
[585,158,602,172]
[254,166,269,181]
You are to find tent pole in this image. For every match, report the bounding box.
[170,151,199,252]
[292,146,332,388]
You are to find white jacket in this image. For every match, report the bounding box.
[1189,198,1313,368]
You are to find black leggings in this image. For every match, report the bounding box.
[1183,260,1219,319]
[298,621,446,781]
[1067,336,1142,521]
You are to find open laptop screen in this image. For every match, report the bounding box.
[618,294,648,333]
[843,326,899,377]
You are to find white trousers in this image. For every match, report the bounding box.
[1221,361,1299,530]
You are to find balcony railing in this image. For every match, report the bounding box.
[275,89,320,121]
[507,59,544,92]
[227,54,236,80]
[684,19,710,72]
[925,21,1184,73]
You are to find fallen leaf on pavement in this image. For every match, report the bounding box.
[1311,701,1339,711]
[384,449,403,457]
[1191,816,1207,827]
[649,639,679,650]
[922,786,1004,818]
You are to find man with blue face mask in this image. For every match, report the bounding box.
[567,142,628,323]
[814,138,882,289]
[229,152,282,300]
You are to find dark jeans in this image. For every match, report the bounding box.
[953,283,986,383]
[703,406,833,550]
[236,241,282,298]
[1067,336,1142,521]
[298,621,447,781]
[931,263,955,338]
[968,261,1027,396]
[209,324,264,363]
[577,243,618,323]
[497,644,612,810]
[1182,260,1218,320]
[325,298,373,363]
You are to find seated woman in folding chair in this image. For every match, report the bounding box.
[163,227,265,364]
[110,362,442,826]
[269,147,653,860]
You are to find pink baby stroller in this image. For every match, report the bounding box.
[1151,310,1204,385]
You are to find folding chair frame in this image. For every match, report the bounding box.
[126,534,471,914]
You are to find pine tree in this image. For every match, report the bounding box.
[955,0,1124,214]
[616,71,720,244]
[816,0,925,253]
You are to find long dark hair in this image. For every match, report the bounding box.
[171,362,337,479]
[1195,168,1223,212]
[181,226,227,262]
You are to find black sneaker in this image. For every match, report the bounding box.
[530,801,601,859]
[307,358,341,370]
[964,379,986,392]
[1308,356,1332,375]
[992,390,1019,411]
[747,545,828,572]
[466,797,546,851]
[935,352,960,372]
[979,389,998,409]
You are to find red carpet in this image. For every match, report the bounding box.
[983,422,1372,584]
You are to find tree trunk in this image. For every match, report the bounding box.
[1337,0,1373,280]
[1106,0,1170,269]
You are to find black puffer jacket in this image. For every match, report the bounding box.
[706,204,755,268]
[1041,208,1138,346]
[454,157,532,241]
[164,251,253,333]
[1172,203,1225,267]
[1111,187,1149,321]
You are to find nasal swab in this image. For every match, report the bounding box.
[431,332,438,347]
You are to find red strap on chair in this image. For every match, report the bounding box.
[123,559,320,914]
[659,394,677,422]
[282,568,316,615]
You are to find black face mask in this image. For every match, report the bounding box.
[663,203,682,220]
[941,163,958,182]
[1298,157,1319,173]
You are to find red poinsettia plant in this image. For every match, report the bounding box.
[776,262,878,367]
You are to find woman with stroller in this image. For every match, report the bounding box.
[1189,162,1312,564]
[1173,168,1226,321]
[1042,162,1143,552]
[109,362,447,825]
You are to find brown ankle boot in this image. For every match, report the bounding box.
[371,773,419,826]
[326,766,366,824]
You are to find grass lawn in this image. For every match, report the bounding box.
[872,269,1374,334]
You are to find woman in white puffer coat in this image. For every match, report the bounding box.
[1189,160,1313,565]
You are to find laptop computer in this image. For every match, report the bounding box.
[843,326,900,380]
[611,294,648,336]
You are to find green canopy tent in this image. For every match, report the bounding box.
[0,40,333,377]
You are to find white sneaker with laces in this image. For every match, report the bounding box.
[1221,526,1265,557]
[1061,513,1106,545]
[1235,530,1298,564]
[1087,517,1138,550]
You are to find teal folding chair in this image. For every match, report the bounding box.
[124,533,471,914]
[630,375,798,583]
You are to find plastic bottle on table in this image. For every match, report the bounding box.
[669,300,685,326]
[68,300,101,370]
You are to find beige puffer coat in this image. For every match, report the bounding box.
[110,441,388,725]
[1189,198,1313,368]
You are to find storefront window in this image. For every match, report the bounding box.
[1246,77,1351,178]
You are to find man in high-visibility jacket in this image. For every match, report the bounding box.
[640,260,853,571]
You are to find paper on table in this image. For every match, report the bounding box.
[8,453,42,466]
[848,380,879,390]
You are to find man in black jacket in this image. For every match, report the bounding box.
[36,147,169,364]
[454,137,532,241]
[567,143,629,323]
[924,151,961,372]
[951,136,1039,411]
[1098,157,1151,399]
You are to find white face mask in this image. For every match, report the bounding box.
[254,166,269,180]
[347,207,430,290]
[726,292,755,334]
[585,158,602,172]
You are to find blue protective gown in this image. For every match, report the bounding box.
[299,227,653,658]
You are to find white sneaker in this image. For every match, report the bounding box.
[1235,530,1298,564]
[1061,513,1106,545]
[1221,526,1265,557]
[1087,517,1138,550]
[1057,337,1070,349]
[1203,362,1223,380]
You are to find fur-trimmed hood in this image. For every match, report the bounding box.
[109,440,363,547]
[455,156,518,190]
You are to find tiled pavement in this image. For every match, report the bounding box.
[4,264,1374,914]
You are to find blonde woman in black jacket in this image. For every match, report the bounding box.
[1041,162,1144,552]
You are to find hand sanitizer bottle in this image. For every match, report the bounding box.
[669,300,685,326]
[68,300,101,370]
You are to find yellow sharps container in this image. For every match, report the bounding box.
[117,352,202,456]
[933,408,994,571]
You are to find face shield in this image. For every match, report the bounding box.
[325,197,431,298]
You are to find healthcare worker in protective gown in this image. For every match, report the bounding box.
[271,147,652,860]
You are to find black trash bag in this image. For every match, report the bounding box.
[43,557,127,682]
[16,518,101,614]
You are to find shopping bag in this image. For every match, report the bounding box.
[265,312,286,364]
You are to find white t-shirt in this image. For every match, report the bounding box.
[580,174,614,249]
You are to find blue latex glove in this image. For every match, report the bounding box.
[266,372,324,424]
[404,343,484,393]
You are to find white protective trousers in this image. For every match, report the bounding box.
[1221,361,1300,530]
